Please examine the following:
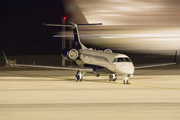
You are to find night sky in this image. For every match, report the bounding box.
[0,0,64,55]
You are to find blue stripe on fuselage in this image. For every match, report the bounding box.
[84,64,104,72]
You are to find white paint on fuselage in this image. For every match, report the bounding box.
[113,59,134,75]
[76,49,134,75]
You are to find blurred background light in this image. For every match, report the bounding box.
[62,0,180,55]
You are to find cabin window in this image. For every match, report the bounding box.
[112,58,116,62]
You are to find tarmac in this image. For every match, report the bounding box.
[0,66,180,120]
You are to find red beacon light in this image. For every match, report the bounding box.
[63,16,67,20]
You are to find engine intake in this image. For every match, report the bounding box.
[98,48,113,53]
[61,48,79,61]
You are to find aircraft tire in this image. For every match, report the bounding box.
[109,75,112,81]
[126,81,130,84]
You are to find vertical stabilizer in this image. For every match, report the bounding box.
[71,23,87,49]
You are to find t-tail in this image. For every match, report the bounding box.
[44,23,102,50]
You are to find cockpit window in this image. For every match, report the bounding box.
[115,57,132,62]
[117,58,124,62]
[124,58,131,62]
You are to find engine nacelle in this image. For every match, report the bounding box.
[61,48,79,61]
[98,48,113,53]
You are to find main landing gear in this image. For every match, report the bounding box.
[75,70,86,82]
[123,75,130,84]
[109,74,117,81]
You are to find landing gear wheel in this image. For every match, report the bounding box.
[126,80,130,84]
[123,75,131,84]
[109,75,117,82]
[109,75,112,81]
[123,80,130,84]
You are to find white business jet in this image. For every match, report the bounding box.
[3,23,177,84]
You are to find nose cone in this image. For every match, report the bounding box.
[115,63,134,74]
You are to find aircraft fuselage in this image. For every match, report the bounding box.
[75,49,134,76]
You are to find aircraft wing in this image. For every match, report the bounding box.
[3,52,93,72]
[134,62,176,69]
[134,51,177,69]
[8,63,93,72]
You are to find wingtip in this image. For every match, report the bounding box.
[173,51,177,64]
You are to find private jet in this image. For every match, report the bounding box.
[3,23,177,84]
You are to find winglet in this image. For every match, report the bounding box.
[2,51,9,65]
[173,51,177,64]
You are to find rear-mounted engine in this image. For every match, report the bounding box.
[61,48,79,61]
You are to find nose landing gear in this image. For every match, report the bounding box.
[123,75,131,84]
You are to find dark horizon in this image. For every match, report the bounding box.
[0,0,65,55]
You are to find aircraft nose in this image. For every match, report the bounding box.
[116,63,134,74]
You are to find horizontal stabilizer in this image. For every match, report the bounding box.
[44,22,102,50]
[43,23,102,28]
[77,23,102,26]
[43,23,72,27]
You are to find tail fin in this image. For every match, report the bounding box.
[44,23,102,50]
[70,23,87,49]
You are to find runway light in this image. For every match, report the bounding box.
[63,16,67,20]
